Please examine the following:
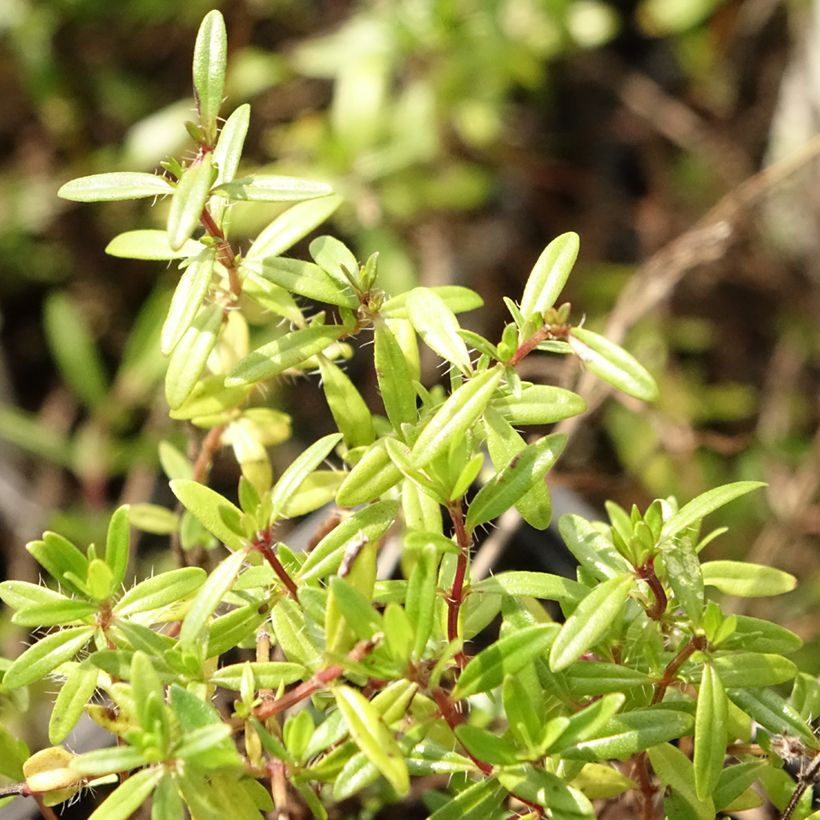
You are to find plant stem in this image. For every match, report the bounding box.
[254,636,380,720]
[253,530,299,601]
[636,560,667,620]
[446,502,470,661]
[200,207,241,300]
[633,752,658,820]
[509,323,570,366]
[651,634,707,705]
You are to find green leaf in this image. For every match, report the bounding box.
[701,560,796,597]
[44,292,109,409]
[550,692,626,752]
[564,662,652,695]
[270,597,321,668]
[0,580,70,612]
[712,762,767,812]
[661,481,766,540]
[471,571,588,606]
[492,384,586,425]
[336,438,404,507]
[519,232,579,319]
[127,504,179,535]
[179,548,247,649]
[647,743,715,820]
[334,686,409,796]
[210,661,306,690]
[246,195,343,262]
[270,432,342,521]
[72,745,151,776]
[728,615,803,654]
[319,357,374,448]
[114,567,206,616]
[569,326,658,402]
[455,725,519,765]
[131,651,164,730]
[257,257,358,308]
[86,766,164,820]
[151,773,184,820]
[214,175,333,202]
[282,470,343,518]
[694,663,727,801]
[298,500,399,581]
[106,229,204,260]
[26,532,88,595]
[466,433,565,530]
[309,235,359,287]
[374,321,417,429]
[167,154,214,251]
[697,653,797,688]
[226,324,345,387]
[11,599,97,627]
[497,764,594,817]
[558,515,632,581]
[3,626,94,689]
[170,480,245,550]
[549,573,634,672]
[0,405,73,466]
[49,662,99,744]
[560,708,694,760]
[164,301,223,409]
[727,687,814,743]
[174,724,233,760]
[406,288,472,372]
[206,603,268,658]
[381,286,483,319]
[105,505,131,591]
[0,725,28,781]
[58,172,171,202]
[661,533,704,625]
[242,270,304,325]
[213,104,250,185]
[411,367,503,468]
[406,543,439,659]
[453,623,560,698]
[161,250,215,355]
[429,777,505,820]
[192,9,227,141]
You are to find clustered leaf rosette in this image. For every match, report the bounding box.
[0,10,815,820]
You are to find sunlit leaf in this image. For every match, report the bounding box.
[701,560,796,597]
[58,172,171,202]
[694,663,727,801]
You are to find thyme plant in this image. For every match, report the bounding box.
[1,11,817,820]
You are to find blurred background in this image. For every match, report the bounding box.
[0,0,819,767]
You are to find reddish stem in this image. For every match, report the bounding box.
[651,635,707,705]
[637,560,667,621]
[509,324,570,367]
[200,207,241,299]
[253,531,299,601]
[192,424,226,483]
[447,503,471,662]
[634,752,658,820]
[254,637,379,720]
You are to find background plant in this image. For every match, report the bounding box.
[0,11,818,819]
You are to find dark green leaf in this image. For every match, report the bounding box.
[662,533,703,625]
[694,663,727,801]
[647,743,714,820]
[428,777,505,820]
[564,662,652,696]
[713,762,767,812]
[496,764,594,817]
[727,687,814,743]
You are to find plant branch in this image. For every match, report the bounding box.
[509,324,570,367]
[446,502,471,662]
[253,530,299,601]
[254,636,380,720]
[200,207,241,300]
[636,560,667,620]
[651,634,707,705]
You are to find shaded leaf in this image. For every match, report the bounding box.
[648,743,714,820]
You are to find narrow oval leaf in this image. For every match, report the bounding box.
[247,195,344,262]
[560,709,694,760]
[661,481,767,540]
[213,104,250,185]
[336,438,403,508]
[179,548,247,649]
[161,250,215,355]
[647,743,715,820]
[86,766,164,820]
[193,10,227,140]
[114,567,207,616]
[270,432,343,520]
[549,573,634,672]
[258,257,357,308]
[167,154,214,251]
[492,384,586,425]
[729,615,803,655]
[694,663,727,801]
[381,286,484,319]
[309,235,359,287]
[564,662,652,696]
[569,327,658,402]
[519,232,580,319]
[497,764,594,818]
[374,321,417,429]
[106,229,204,260]
[708,653,797,688]
[226,324,345,387]
[0,580,69,612]
[26,532,88,596]
[3,626,94,689]
[558,514,632,581]
[318,357,374,449]
[58,172,171,202]
[453,623,560,698]
[662,534,704,625]
[429,777,505,820]
[105,504,131,591]
[406,543,439,659]
[210,662,306,690]
[298,500,399,581]
[49,663,99,744]
[701,560,796,597]
[170,480,245,550]
[471,571,588,606]
[727,687,814,743]
[406,288,471,372]
[11,599,97,627]
[214,175,332,202]
[164,302,223,409]
[334,686,409,796]
[270,597,320,668]
[466,433,566,530]
[411,367,503,468]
